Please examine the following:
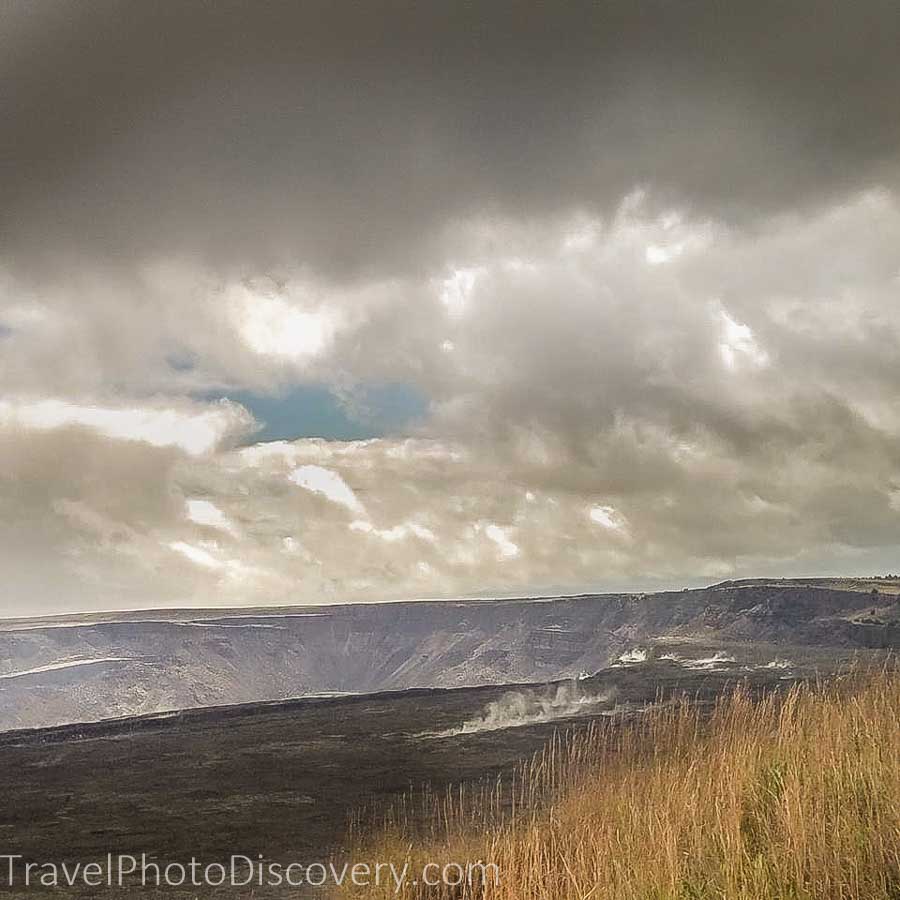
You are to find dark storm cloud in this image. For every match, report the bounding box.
[4,0,900,280]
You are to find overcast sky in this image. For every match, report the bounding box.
[3,1,900,615]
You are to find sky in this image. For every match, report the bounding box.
[3,1,900,615]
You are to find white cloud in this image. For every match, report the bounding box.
[484,523,520,559]
[289,464,366,515]
[169,540,222,569]
[229,284,335,361]
[561,217,600,252]
[645,243,679,264]
[349,519,437,543]
[438,267,482,317]
[185,499,239,537]
[0,398,251,455]
[718,308,769,370]
[168,539,266,583]
[589,505,628,531]
[644,224,712,265]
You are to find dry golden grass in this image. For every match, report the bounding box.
[340,669,900,899]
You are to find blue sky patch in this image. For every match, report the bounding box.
[203,382,429,443]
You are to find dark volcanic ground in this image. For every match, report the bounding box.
[0,642,885,898]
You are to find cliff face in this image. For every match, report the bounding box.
[0,581,897,731]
